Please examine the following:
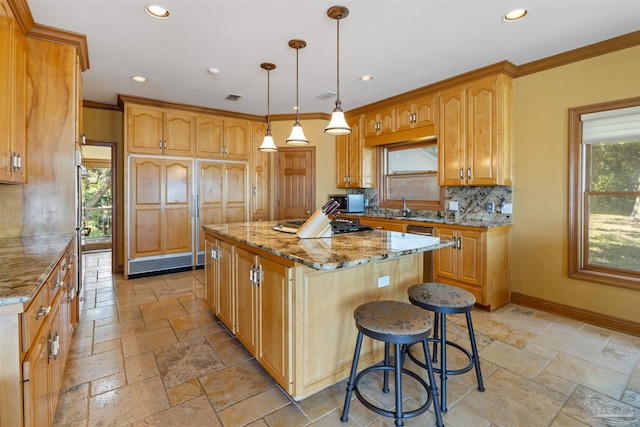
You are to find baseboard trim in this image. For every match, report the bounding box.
[511,292,640,337]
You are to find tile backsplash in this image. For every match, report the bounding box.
[350,186,513,222]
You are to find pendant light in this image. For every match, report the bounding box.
[324,6,351,135]
[258,62,278,152]
[286,39,309,145]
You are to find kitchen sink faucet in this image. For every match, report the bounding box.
[401,197,412,217]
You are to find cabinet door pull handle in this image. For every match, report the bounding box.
[159,141,163,149]
[249,266,255,284]
[36,305,51,320]
[457,237,461,250]
[459,169,464,179]
[467,168,472,179]
[52,281,63,290]
[49,332,60,360]
[256,265,263,286]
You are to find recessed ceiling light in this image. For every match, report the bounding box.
[145,4,170,19]
[207,68,220,75]
[359,75,374,81]
[130,75,147,83]
[502,8,528,22]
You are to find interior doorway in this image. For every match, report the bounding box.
[82,140,117,274]
[275,147,315,220]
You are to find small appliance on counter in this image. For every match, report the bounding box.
[328,193,365,213]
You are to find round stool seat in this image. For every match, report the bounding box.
[354,300,433,344]
[408,282,475,314]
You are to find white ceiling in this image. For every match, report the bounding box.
[27,0,640,117]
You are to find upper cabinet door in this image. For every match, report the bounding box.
[438,87,466,186]
[466,77,498,186]
[195,114,224,158]
[223,119,250,160]
[163,111,195,157]
[126,105,164,154]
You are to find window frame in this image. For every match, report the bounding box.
[377,140,444,211]
[568,97,640,290]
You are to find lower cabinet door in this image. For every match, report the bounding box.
[258,257,291,392]
[23,330,51,427]
[216,241,234,332]
[235,247,258,354]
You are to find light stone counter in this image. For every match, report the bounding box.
[0,234,75,312]
[202,221,454,270]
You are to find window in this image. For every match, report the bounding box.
[569,97,640,289]
[378,140,444,210]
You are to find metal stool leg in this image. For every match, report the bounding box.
[422,340,444,427]
[466,312,485,392]
[439,313,448,413]
[341,332,364,422]
[393,343,404,426]
[383,342,390,393]
[431,312,439,363]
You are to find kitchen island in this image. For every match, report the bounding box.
[202,221,454,400]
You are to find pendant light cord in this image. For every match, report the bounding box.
[266,68,271,133]
[295,47,300,124]
[336,18,341,106]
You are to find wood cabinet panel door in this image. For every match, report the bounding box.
[198,162,224,251]
[224,119,251,160]
[0,1,12,182]
[438,87,466,185]
[258,257,291,391]
[163,160,192,254]
[457,229,483,287]
[216,240,234,332]
[335,134,348,187]
[395,102,415,132]
[22,331,51,427]
[195,114,224,158]
[131,158,163,257]
[347,119,363,187]
[466,78,497,185]
[225,162,248,223]
[204,237,218,312]
[235,247,258,354]
[250,122,270,221]
[414,94,436,129]
[164,111,195,156]
[434,227,456,280]
[10,28,26,183]
[127,106,164,154]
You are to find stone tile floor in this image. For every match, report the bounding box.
[53,251,640,426]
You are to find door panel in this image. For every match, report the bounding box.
[127,106,163,154]
[235,247,257,354]
[195,114,224,158]
[276,148,314,220]
[165,208,191,253]
[164,111,194,156]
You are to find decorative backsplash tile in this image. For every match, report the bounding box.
[349,186,513,222]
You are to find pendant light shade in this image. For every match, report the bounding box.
[259,62,278,152]
[286,39,309,145]
[324,6,351,135]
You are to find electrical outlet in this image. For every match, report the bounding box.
[377,276,390,288]
[486,202,495,213]
[449,201,459,211]
[502,203,513,214]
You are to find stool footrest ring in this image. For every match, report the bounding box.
[352,363,433,421]
[407,340,475,376]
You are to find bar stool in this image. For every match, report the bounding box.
[341,300,443,427]
[407,283,485,413]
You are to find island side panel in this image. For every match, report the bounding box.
[292,253,423,400]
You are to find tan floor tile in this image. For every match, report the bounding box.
[297,381,347,422]
[550,412,590,426]
[480,340,551,379]
[116,291,158,309]
[168,309,217,333]
[155,336,224,388]
[88,376,170,426]
[93,337,121,355]
[201,359,277,411]
[94,315,119,327]
[80,304,118,322]
[118,304,142,321]
[53,382,89,426]
[217,387,290,426]
[122,326,177,357]
[594,332,640,375]
[532,324,609,362]
[560,385,639,426]
[125,351,160,384]
[308,408,360,426]
[534,371,577,396]
[93,317,146,344]
[61,348,124,390]
[73,321,95,339]
[263,402,311,427]
[130,394,220,426]
[468,314,539,348]
[545,353,629,400]
[180,296,210,313]
[91,371,127,396]
[460,368,566,426]
[206,331,253,366]
[166,379,204,406]
[176,322,225,342]
[139,298,187,323]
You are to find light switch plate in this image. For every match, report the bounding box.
[449,201,459,211]
[377,276,390,288]
[503,203,513,214]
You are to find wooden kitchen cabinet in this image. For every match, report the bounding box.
[0,0,26,184]
[204,236,234,331]
[364,107,394,139]
[195,114,250,160]
[125,104,195,156]
[336,115,375,188]
[434,224,511,310]
[438,73,513,186]
[358,217,406,232]
[250,122,270,221]
[395,93,436,133]
[234,246,259,354]
[126,157,193,275]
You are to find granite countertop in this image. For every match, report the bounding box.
[202,221,454,270]
[347,214,513,228]
[0,234,75,311]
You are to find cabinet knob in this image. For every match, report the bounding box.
[35,305,51,320]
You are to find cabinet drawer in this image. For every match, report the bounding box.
[22,284,51,352]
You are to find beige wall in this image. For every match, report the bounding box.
[512,46,640,323]
[271,118,341,211]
